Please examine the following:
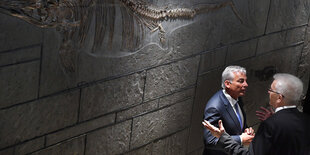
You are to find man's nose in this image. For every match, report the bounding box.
[243,81,248,87]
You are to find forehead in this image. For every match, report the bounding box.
[232,72,247,79]
[271,80,277,88]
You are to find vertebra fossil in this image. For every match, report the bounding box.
[0,0,242,72]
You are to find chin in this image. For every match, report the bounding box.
[239,93,246,96]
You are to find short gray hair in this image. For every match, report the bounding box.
[273,73,303,105]
[221,66,246,88]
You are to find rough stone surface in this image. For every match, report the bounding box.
[144,56,199,101]
[46,113,115,146]
[187,69,224,152]
[0,61,40,108]
[257,26,306,55]
[167,0,270,51]
[32,136,85,155]
[78,45,165,84]
[297,24,310,92]
[152,129,189,155]
[187,147,204,155]
[266,0,310,33]
[226,39,257,64]
[39,29,78,97]
[241,45,304,127]
[116,100,158,122]
[0,0,309,154]
[80,72,145,121]
[131,99,193,148]
[159,87,195,108]
[15,137,45,154]
[199,47,227,75]
[85,120,132,155]
[0,148,14,155]
[0,91,79,149]
[0,45,41,67]
[124,143,153,155]
[0,14,43,52]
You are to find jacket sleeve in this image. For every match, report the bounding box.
[204,106,221,146]
[218,132,252,155]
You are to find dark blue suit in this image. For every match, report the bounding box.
[203,90,247,155]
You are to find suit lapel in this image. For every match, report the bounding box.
[220,91,242,130]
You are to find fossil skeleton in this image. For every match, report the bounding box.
[0,0,243,72]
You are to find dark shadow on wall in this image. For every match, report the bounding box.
[303,77,310,115]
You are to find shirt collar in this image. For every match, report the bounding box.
[275,105,296,113]
[223,89,238,106]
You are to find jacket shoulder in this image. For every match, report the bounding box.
[205,90,226,109]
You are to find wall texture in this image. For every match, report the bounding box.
[0,0,310,154]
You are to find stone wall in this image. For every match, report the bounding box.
[0,0,310,154]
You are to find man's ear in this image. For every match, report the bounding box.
[224,80,231,88]
[278,94,284,101]
[276,94,284,103]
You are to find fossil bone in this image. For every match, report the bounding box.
[0,0,243,72]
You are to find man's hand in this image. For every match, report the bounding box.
[240,132,254,146]
[256,106,274,121]
[202,120,225,138]
[244,127,255,136]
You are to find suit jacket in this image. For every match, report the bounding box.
[218,108,310,155]
[203,90,247,155]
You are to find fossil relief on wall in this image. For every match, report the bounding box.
[0,0,243,72]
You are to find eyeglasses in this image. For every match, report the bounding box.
[268,88,285,98]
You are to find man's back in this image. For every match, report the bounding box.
[251,108,310,155]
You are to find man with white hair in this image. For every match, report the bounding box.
[203,73,310,154]
[203,66,254,155]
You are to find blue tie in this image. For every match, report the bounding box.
[234,102,243,130]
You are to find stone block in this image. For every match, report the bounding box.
[187,69,224,152]
[79,72,145,121]
[116,100,158,122]
[199,47,227,74]
[0,13,43,52]
[78,44,166,84]
[0,61,40,108]
[0,45,41,67]
[286,26,307,44]
[226,39,257,64]
[297,25,310,91]
[152,129,189,155]
[266,0,310,33]
[131,99,193,148]
[167,0,269,53]
[32,136,85,155]
[144,56,199,101]
[257,26,306,55]
[0,91,79,149]
[46,113,115,146]
[187,147,204,155]
[159,87,195,108]
[39,29,78,96]
[85,120,132,155]
[15,137,45,154]
[124,144,153,155]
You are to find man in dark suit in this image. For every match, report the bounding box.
[203,66,254,155]
[203,73,310,155]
